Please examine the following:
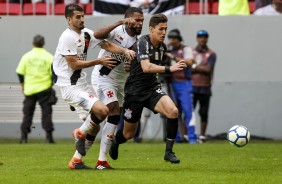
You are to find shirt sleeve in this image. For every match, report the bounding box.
[136,37,150,62]
[60,34,77,56]
[183,46,194,60]
[16,54,27,75]
[207,53,216,68]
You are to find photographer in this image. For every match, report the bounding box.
[164,29,197,144]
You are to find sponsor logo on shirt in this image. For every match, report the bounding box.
[111,53,130,63]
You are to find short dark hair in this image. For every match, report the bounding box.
[33,34,45,48]
[124,7,143,18]
[149,14,167,28]
[65,4,84,19]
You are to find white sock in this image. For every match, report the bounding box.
[73,150,83,160]
[79,115,94,135]
[98,122,117,161]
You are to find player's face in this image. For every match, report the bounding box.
[129,12,144,35]
[150,22,167,43]
[68,11,85,31]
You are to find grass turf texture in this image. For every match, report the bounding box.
[0,139,281,184]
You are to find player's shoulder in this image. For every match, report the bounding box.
[60,28,75,41]
[139,34,149,40]
[137,35,149,44]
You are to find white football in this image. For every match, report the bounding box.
[227,125,250,147]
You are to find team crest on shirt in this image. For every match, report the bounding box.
[124,108,132,119]
[156,88,164,94]
[107,90,114,98]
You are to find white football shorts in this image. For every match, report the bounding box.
[60,83,99,120]
[92,76,125,106]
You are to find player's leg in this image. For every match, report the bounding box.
[96,101,120,170]
[109,94,143,160]
[153,93,180,164]
[37,89,55,143]
[20,95,37,143]
[69,109,99,170]
[69,101,107,170]
[198,94,210,143]
[92,82,121,169]
[109,120,139,161]
[60,85,107,169]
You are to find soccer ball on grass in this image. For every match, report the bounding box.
[227,125,250,147]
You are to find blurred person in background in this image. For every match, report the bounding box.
[192,30,216,143]
[16,34,55,144]
[254,0,282,15]
[218,0,250,15]
[255,0,273,10]
[165,29,197,144]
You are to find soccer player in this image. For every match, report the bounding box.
[91,7,144,170]
[109,14,187,164]
[52,4,135,169]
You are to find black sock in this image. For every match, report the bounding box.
[115,129,127,144]
[165,118,178,152]
[86,134,96,142]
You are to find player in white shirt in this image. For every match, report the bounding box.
[91,7,144,169]
[52,4,135,169]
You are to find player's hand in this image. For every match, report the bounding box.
[124,61,131,72]
[99,56,117,69]
[170,60,187,72]
[124,49,136,61]
[122,17,136,27]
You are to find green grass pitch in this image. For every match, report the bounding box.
[0,139,281,184]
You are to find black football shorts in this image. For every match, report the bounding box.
[122,89,166,123]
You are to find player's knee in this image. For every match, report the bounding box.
[94,105,109,121]
[167,107,178,119]
[90,112,105,125]
[107,115,120,125]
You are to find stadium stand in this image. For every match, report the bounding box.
[0,0,256,16]
[23,3,53,15]
[0,3,21,15]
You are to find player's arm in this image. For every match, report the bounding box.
[141,59,186,73]
[65,55,116,70]
[193,53,216,74]
[100,41,135,60]
[94,18,136,39]
[137,38,186,73]
[166,46,194,66]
